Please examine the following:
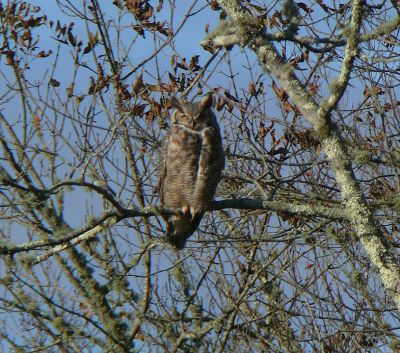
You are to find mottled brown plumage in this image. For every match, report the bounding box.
[158,93,225,249]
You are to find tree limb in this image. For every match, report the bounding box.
[0,197,346,262]
[217,0,400,310]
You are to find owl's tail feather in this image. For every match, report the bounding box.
[165,213,204,249]
[165,228,191,250]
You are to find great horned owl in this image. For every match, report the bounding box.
[158,93,225,249]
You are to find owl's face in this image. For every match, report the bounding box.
[170,94,214,130]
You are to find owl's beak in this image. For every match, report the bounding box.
[189,117,195,129]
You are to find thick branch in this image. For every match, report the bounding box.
[217,0,400,310]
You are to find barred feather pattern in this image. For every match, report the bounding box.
[158,94,225,249]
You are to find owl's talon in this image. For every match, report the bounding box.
[190,206,201,220]
[181,205,191,217]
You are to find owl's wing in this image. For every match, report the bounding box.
[157,134,169,204]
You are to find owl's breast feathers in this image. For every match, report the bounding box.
[159,95,224,249]
[161,126,201,207]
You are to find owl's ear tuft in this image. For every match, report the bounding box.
[170,96,181,109]
[199,93,213,110]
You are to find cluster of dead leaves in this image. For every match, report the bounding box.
[113,0,169,37]
[271,81,301,117]
[0,2,50,64]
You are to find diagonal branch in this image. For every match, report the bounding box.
[216,0,400,310]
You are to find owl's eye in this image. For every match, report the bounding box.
[179,113,187,119]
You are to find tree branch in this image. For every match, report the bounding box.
[0,197,347,262]
[204,12,400,53]
[217,0,400,310]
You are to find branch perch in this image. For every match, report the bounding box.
[0,197,346,263]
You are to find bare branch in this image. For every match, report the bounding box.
[217,0,400,310]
